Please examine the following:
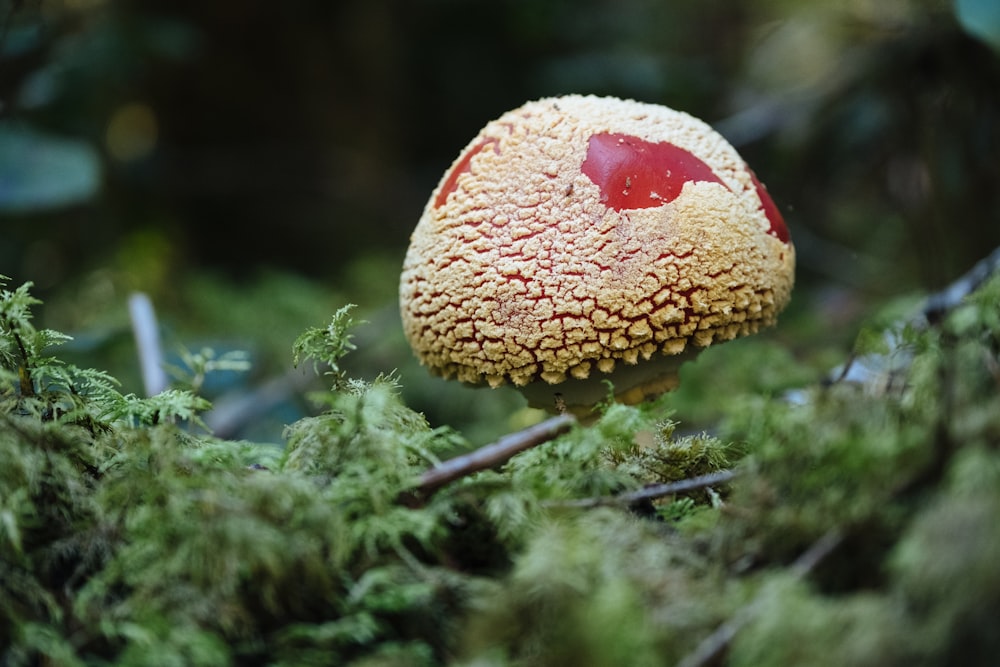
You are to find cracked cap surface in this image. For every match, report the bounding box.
[400,94,795,397]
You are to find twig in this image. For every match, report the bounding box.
[204,365,314,438]
[128,292,168,397]
[675,528,844,667]
[401,413,575,505]
[920,245,1000,324]
[830,245,1000,391]
[550,469,739,509]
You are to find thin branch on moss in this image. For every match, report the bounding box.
[833,245,1000,387]
[922,244,1000,324]
[402,413,576,504]
[205,366,313,438]
[550,469,739,509]
[128,292,168,397]
[676,528,844,667]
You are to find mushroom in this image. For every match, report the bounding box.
[400,95,794,414]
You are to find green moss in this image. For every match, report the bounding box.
[730,579,907,667]
[458,510,737,667]
[889,446,1000,664]
[2,273,1000,665]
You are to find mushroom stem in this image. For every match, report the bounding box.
[401,413,576,505]
[518,347,702,415]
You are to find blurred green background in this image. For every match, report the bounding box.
[3,0,999,442]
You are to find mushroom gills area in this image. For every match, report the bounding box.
[517,346,703,415]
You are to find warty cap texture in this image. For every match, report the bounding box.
[400,95,795,403]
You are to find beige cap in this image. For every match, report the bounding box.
[400,95,794,412]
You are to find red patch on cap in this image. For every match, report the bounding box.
[581,132,725,211]
[434,138,500,208]
[747,168,790,244]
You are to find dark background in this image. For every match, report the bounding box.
[2,0,999,440]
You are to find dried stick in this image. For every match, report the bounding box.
[205,365,314,438]
[128,292,168,397]
[921,244,1000,324]
[832,245,1000,389]
[402,413,576,504]
[676,528,844,667]
[551,469,739,509]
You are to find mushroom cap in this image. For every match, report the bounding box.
[400,95,794,410]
